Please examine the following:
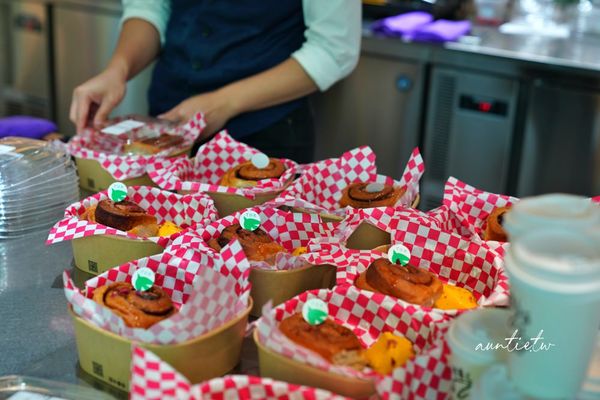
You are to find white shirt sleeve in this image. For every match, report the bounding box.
[292,0,362,91]
[121,0,171,46]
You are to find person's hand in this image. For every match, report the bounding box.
[69,67,127,133]
[158,90,237,141]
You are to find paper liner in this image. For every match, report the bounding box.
[256,286,451,399]
[441,176,518,242]
[303,207,510,315]
[376,330,452,400]
[168,205,337,272]
[129,346,350,400]
[66,113,206,180]
[147,130,299,199]
[63,243,251,345]
[47,186,219,247]
[442,177,600,245]
[270,147,424,215]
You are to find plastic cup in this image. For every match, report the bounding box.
[470,364,525,400]
[504,194,600,241]
[447,308,511,399]
[504,228,600,399]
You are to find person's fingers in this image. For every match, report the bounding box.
[93,96,118,128]
[75,95,91,134]
[69,93,78,125]
[157,107,182,124]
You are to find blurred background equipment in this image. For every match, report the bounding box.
[1,0,600,207]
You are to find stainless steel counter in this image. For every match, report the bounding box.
[362,24,600,78]
[0,227,259,399]
[446,27,600,74]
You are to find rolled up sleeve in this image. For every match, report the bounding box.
[121,0,171,46]
[292,0,361,91]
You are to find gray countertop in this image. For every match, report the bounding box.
[445,26,600,74]
[362,22,600,77]
[0,227,259,399]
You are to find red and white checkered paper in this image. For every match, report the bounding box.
[147,130,298,199]
[66,113,206,180]
[256,286,452,400]
[302,207,510,315]
[168,205,337,271]
[63,242,251,345]
[440,178,600,257]
[47,186,219,247]
[130,347,350,400]
[441,177,518,239]
[271,147,424,215]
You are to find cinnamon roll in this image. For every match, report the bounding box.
[220,158,286,188]
[279,313,366,369]
[92,282,177,329]
[123,133,185,155]
[355,258,443,307]
[207,224,286,263]
[92,199,159,237]
[339,182,406,209]
[483,206,510,242]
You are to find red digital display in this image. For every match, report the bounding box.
[479,102,492,112]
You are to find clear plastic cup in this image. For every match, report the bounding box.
[505,228,600,399]
[447,308,511,399]
[504,194,600,241]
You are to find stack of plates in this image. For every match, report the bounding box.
[0,137,79,238]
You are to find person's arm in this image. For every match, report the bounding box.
[70,0,170,132]
[159,0,361,136]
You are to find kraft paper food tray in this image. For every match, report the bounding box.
[189,190,283,217]
[253,330,375,399]
[148,131,299,216]
[255,287,452,400]
[48,186,219,275]
[75,148,190,192]
[69,113,205,192]
[249,263,336,316]
[168,206,340,317]
[72,234,164,275]
[273,194,420,251]
[69,299,252,392]
[65,242,252,392]
[181,247,336,317]
[130,347,353,400]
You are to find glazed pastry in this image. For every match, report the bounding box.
[93,199,159,238]
[362,332,415,375]
[339,182,406,209]
[92,282,177,329]
[279,313,366,369]
[123,133,185,155]
[208,224,286,263]
[81,200,183,238]
[220,158,286,188]
[434,284,478,310]
[372,245,476,309]
[483,206,510,242]
[355,258,443,307]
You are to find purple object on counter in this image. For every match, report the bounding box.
[409,19,472,42]
[0,116,58,139]
[371,11,433,38]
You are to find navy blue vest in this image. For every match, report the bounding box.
[148,0,306,138]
